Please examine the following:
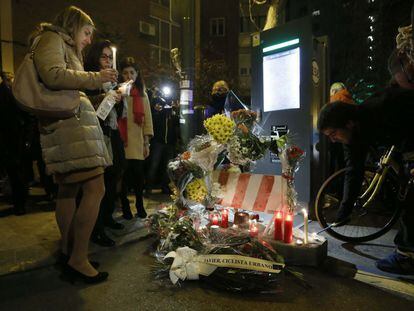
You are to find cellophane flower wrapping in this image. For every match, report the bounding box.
[227,109,270,166]
[278,136,305,213]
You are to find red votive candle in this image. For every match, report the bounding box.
[220,209,229,228]
[274,211,283,241]
[284,213,293,244]
[211,214,219,226]
[249,221,259,238]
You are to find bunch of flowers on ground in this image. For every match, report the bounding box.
[148,108,307,292]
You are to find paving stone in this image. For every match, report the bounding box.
[0,190,172,276]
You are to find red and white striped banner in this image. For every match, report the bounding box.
[212,170,287,214]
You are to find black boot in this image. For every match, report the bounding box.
[136,200,147,219]
[121,198,133,220]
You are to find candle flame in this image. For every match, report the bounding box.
[286,214,293,221]
[276,211,283,219]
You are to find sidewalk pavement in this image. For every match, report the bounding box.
[0,186,170,276]
[1,187,413,299]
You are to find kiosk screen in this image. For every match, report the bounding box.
[263,47,300,112]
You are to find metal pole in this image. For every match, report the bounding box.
[171,0,195,146]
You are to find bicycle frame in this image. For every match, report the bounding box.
[359,145,400,207]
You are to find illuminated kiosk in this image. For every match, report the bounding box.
[251,17,329,212]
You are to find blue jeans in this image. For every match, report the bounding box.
[394,189,414,253]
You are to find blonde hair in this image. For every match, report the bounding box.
[396,25,414,65]
[53,6,94,40]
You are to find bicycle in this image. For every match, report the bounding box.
[315,145,414,242]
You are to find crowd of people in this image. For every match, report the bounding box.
[0,6,184,284]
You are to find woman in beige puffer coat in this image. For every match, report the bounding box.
[31,6,116,283]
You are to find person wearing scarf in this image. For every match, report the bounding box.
[118,57,153,219]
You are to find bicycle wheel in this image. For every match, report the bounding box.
[315,167,402,242]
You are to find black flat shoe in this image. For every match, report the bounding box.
[14,208,26,216]
[91,233,115,247]
[62,264,108,284]
[56,253,100,269]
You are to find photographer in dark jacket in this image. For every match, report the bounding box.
[0,71,33,215]
[146,88,179,194]
[318,87,414,275]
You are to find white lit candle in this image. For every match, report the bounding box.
[111,46,117,70]
[302,208,308,244]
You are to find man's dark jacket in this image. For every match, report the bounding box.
[341,88,414,210]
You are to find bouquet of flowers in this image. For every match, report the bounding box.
[231,109,258,129]
[278,136,305,212]
[148,204,203,256]
[185,178,208,203]
[187,135,225,172]
[204,114,235,144]
[226,109,270,166]
[167,155,205,209]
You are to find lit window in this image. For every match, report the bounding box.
[370,26,374,32]
[149,16,180,66]
[368,16,375,22]
[369,46,374,51]
[210,18,226,37]
[368,56,373,61]
[367,35,374,42]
